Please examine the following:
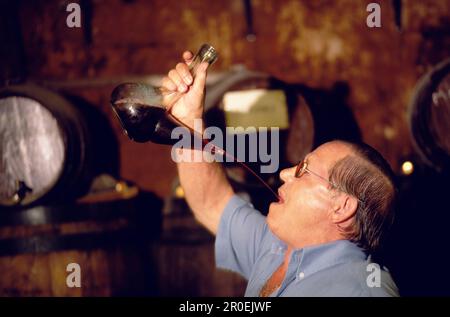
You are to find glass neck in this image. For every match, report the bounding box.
[188,44,217,79]
[188,55,203,79]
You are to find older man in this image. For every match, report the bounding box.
[163,50,399,297]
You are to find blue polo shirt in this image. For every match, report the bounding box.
[215,195,399,297]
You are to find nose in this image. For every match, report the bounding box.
[279,166,297,183]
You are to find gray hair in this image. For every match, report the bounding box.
[328,142,396,253]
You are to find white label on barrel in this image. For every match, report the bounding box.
[223,89,289,131]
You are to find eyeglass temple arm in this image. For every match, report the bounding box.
[306,167,364,204]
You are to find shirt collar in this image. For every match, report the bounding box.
[269,233,367,280]
[296,240,367,278]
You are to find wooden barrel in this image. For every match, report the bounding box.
[0,184,161,296]
[156,190,247,296]
[409,58,450,172]
[206,73,313,166]
[0,84,118,207]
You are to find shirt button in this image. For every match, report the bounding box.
[298,272,305,279]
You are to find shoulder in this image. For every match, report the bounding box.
[327,260,399,297]
[286,259,398,297]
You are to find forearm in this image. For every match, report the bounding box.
[177,156,233,234]
[176,117,234,234]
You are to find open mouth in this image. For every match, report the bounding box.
[277,190,285,204]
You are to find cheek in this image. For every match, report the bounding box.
[286,185,332,227]
[267,184,331,232]
[296,184,331,212]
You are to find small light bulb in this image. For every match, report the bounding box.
[175,186,185,198]
[401,161,414,175]
[115,182,125,192]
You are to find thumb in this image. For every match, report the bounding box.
[192,62,209,95]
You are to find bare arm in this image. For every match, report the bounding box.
[162,51,234,234]
[176,156,233,234]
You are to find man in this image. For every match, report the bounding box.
[162,50,399,297]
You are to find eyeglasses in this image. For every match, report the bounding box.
[295,159,364,204]
[295,159,338,188]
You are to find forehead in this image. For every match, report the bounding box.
[306,142,353,170]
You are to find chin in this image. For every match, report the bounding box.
[266,217,286,243]
[266,205,280,235]
[266,203,296,243]
[268,199,282,212]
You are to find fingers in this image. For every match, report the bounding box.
[176,62,193,86]
[164,51,206,94]
[161,76,177,91]
[168,66,188,93]
[183,51,193,65]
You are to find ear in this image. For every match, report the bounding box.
[331,194,358,225]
